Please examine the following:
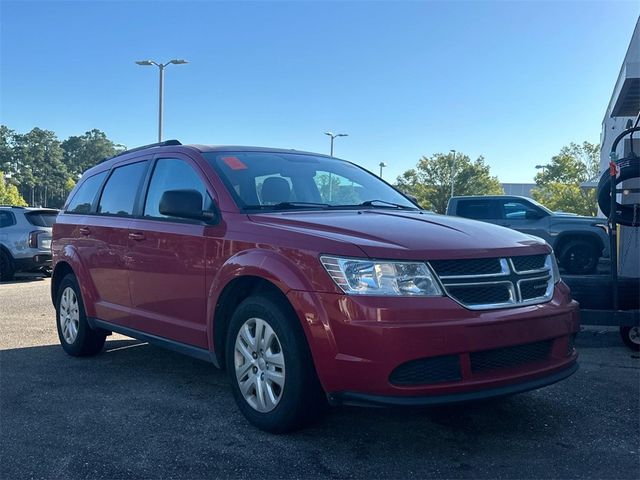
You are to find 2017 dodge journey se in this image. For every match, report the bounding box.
[51,141,579,432]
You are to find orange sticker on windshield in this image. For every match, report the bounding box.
[222,156,247,170]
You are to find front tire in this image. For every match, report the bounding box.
[55,273,106,356]
[225,294,326,433]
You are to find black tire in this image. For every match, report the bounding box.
[0,249,15,281]
[55,273,106,356]
[597,155,640,226]
[562,275,640,310]
[559,240,599,275]
[620,327,640,351]
[225,294,326,433]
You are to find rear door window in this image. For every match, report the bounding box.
[0,211,16,227]
[66,171,108,214]
[457,199,501,219]
[98,162,148,216]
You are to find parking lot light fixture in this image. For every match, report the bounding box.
[379,162,387,178]
[135,58,189,142]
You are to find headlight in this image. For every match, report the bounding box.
[320,256,442,296]
[550,252,561,284]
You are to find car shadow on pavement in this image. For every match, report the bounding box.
[1,334,637,479]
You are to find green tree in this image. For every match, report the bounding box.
[532,142,600,216]
[395,152,503,213]
[0,171,27,206]
[61,129,123,177]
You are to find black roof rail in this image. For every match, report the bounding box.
[99,139,182,163]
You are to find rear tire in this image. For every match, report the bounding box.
[0,249,15,281]
[559,240,599,275]
[225,294,326,433]
[620,327,640,352]
[55,273,106,356]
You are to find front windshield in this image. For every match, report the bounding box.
[204,151,417,210]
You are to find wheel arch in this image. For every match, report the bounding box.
[554,231,604,257]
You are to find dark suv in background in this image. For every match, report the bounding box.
[51,141,579,432]
[446,195,610,274]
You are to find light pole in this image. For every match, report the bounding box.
[450,149,456,198]
[324,132,348,201]
[379,162,387,178]
[324,131,348,157]
[535,164,547,175]
[135,59,188,142]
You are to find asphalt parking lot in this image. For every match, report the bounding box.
[1,276,639,479]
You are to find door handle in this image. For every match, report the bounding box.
[79,227,91,236]
[128,232,146,241]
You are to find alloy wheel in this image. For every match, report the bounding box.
[234,317,286,413]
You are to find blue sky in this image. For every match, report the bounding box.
[1,1,638,183]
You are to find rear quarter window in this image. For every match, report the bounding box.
[66,171,108,214]
[25,211,58,227]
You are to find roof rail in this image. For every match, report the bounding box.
[0,205,26,209]
[99,139,182,163]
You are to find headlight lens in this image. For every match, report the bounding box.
[550,252,561,284]
[320,256,442,296]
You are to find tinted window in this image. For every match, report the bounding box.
[502,200,544,219]
[25,210,58,227]
[0,211,15,227]
[144,158,213,219]
[66,171,108,214]
[98,162,147,216]
[457,200,501,219]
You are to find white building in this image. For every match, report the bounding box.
[600,18,639,277]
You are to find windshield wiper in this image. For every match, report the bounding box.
[358,199,419,210]
[243,202,331,210]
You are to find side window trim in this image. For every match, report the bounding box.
[95,158,151,218]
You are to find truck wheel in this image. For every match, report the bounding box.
[225,294,326,433]
[55,273,106,356]
[0,249,15,281]
[559,240,598,274]
[620,327,640,351]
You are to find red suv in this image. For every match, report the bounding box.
[52,141,579,432]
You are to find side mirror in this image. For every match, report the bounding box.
[159,189,217,222]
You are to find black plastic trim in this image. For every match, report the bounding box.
[329,362,578,407]
[89,318,219,367]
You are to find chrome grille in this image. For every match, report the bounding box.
[429,254,554,310]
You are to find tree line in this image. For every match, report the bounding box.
[0,123,600,216]
[394,141,600,216]
[0,126,123,208]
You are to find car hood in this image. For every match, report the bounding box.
[249,209,550,260]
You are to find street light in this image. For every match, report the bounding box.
[379,162,387,178]
[450,149,456,198]
[324,131,348,157]
[135,59,189,142]
[535,164,547,174]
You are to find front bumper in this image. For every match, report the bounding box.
[287,282,580,400]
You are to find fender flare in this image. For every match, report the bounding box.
[205,248,332,357]
[52,245,99,317]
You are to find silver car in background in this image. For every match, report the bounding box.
[0,206,58,281]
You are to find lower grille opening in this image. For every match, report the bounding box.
[389,355,461,386]
[470,340,553,374]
